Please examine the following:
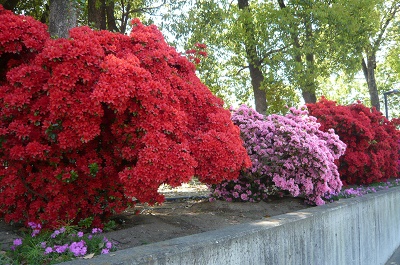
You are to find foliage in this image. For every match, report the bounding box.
[0,6,251,228]
[211,105,346,206]
[160,1,299,111]
[160,0,379,109]
[276,0,375,102]
[307,97,400,185]
[5,223,114,264]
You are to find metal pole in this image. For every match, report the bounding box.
[383,89,399,119]
[384,93,389,119]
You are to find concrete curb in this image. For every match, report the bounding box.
[61,186,400,265]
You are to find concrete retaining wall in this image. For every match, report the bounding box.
[62,186,400,265]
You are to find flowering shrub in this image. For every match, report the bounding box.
[307,97,400,185]
[186,43,208,65]
[6,223,114,264]
[211,105,346,205]
[393,118,400,175]
[0,6,250,228]
[209,176,273,203]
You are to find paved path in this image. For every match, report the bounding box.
[0,220,17,251]
[386,245,400,265]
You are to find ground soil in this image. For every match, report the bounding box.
[104,182,312,251]
[0,181,312,252]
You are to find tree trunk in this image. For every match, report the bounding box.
[249,64,267,114]
[49,0,77,38]
[105,1,119,32]
[278,0,317,104]
[303,18,317,103]
[361,55,380,111]
[238,0,267,114]
[88,0,106,30]
[302,90,317,104]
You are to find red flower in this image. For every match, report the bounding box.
[307,97,399,185]
[0,6,250,228]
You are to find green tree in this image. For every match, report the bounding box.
[162,1,299,114]
[360,0,400,111]
[1,0,49,23]
[2,0,166,34]
[161,0,378,113]
[276,0,377,104]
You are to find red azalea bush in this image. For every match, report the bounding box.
[393,118,400,174]
[307,97,400,185]
[0,6,251,228]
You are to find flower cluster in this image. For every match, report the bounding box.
[0,6,49,82]
[327,179,400,201]
[186,43,208,65]
[209,177,272,202]
[398,139,400,174]
[394,118,400,175]
[211,105,346,205]
[307,97,400,185]
[0,7,251,227]
[7,223,113,264]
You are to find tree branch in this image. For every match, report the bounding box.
[373,1,400,53]
[127,0,167,15]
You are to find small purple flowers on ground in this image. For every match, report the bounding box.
[10,238,23,251]
[7,223,116,264]
[28,222,41,237]
[69,240,87,256]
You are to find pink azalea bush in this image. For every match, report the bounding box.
[210,105,347,205]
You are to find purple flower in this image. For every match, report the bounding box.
[44,247,53,254]
[55,244,69,253]
[13,238,22,246]
[28,222,41,230]
[41,242,47,248]
[51,230,60,238]
[240,193,248,201]
[77,231,84,238]
[32,229,40,237]
[101,248,110,254]
[91,228,102,234]
[106,241,112,249]
[69,240,87,257]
